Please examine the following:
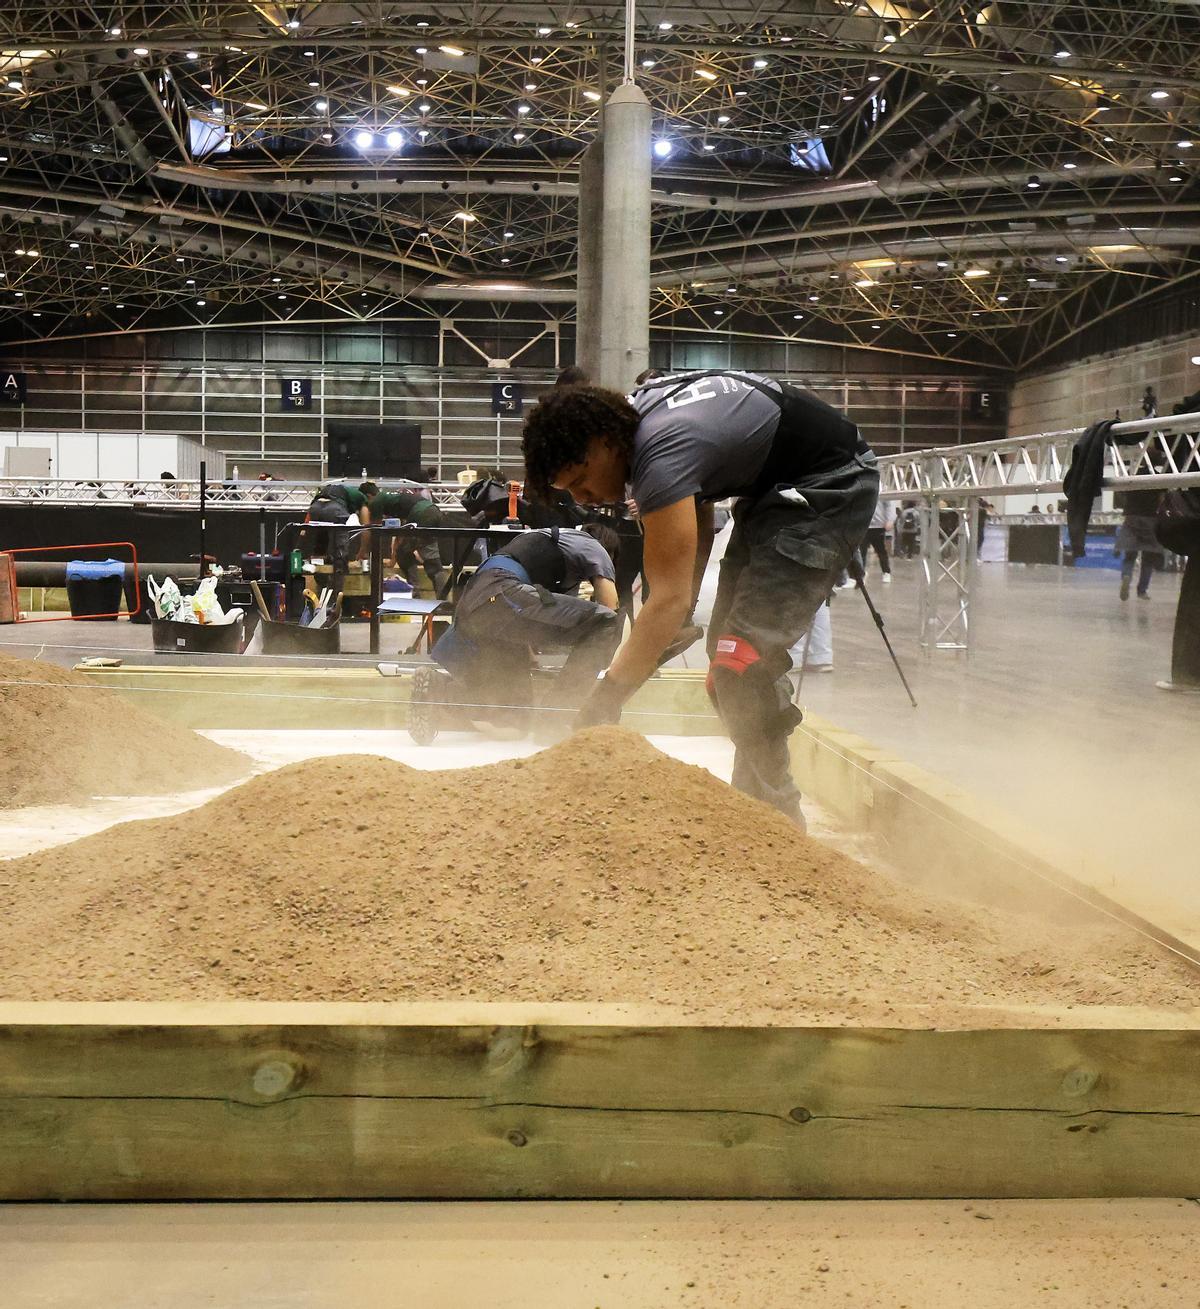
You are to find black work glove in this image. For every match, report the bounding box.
[573,675,630,731]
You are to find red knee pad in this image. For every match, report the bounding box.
[705,634,761,696]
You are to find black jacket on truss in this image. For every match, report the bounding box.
[1063,419,1122,559]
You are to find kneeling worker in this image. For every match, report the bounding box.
[521,371,878,829]
[439,523,622,726]
[368,484,449,596]
[305,479,376,579]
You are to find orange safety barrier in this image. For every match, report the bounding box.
[2,541,140,623]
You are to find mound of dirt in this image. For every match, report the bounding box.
[0,654,249,808]
[0,727,1195,1024]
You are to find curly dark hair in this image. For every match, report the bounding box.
[521,384,639,502]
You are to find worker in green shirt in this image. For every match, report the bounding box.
[368,485,449,595]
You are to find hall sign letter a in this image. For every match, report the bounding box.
[0,371,27,405]
[280,378,313,411]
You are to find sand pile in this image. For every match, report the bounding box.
[0,654,248,808]
[0,728,1195,1023]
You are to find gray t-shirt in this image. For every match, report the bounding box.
[541,528,616,594]
[627,371,782,515]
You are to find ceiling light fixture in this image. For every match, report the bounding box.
[133,46,149,56]
[883,32,897,42]
[1054,49,1071,58]
[642,58,656,68]
[186,51,199,59]
[867,74,881,82]
[653,139,673,158]
[1151,90,1169,100]
[717,113,730,123]
[454,210,476,222]
[1179,139,1195,148]
[964,267,988,277]
[659,21,673,30]
[387,85,411,96]
[855,277,875,287]
[287,18,300,29]
[997,294,1009,302]
[513,130,526,140]
[418,101,432,112]
[696,67,718,81]
[702,142,716,150]
[583,89,601,101]
[1063,161,1077,169]
[753,58,768,69]
[110,26,122,35]
[354,129,374,148]
[793,314,803,320]
[314,99,327,110]
[440,44,465,56]
[386,129,404,148]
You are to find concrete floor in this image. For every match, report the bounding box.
[791,560,1199,938]
[5,1198,1199,1308]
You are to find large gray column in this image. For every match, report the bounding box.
[576,136,604,382]
[598,82,652,390]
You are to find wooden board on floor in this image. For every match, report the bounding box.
[1,1002,1198,1201]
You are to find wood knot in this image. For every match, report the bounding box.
[789,1106,812,1123]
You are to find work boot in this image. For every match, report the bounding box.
[1119,578,1131,601]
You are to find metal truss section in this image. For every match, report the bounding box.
[879,409,1200,654]
[879,412,1200,501]
[918,499,973,653]
[0,2,1195,366]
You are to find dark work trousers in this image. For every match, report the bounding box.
[707,457,879,821]
[455,574,623,718]
[1121,551,1162,596]
[393,509,449,597]
[1172,552,1200,686]
[305,497,359,593]
[865,526,892,575]
[613,515,647,624]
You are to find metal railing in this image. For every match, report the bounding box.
[0,477,474,511]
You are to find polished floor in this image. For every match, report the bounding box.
[795,559,1198,933]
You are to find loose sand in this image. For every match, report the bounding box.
[0,654,248,808]
[0,728,1195,1023]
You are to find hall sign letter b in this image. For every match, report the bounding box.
[280,378,313,410]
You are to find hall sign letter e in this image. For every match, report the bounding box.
[0,371,27,405]
[491,381,523,416]
[280,378,313,411]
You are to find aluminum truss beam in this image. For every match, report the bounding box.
[877,411,1200,653]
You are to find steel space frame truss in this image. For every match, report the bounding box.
[877,411,1200,652]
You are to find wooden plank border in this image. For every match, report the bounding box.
[1,1003,1199,1201]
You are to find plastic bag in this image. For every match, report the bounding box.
[147,574,183,620]
[190,576,225,626]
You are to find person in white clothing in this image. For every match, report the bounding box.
[864,499,896,583]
